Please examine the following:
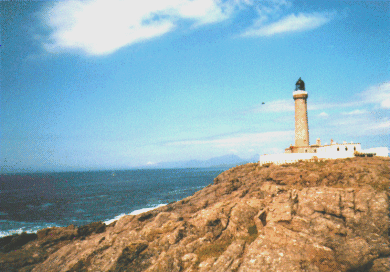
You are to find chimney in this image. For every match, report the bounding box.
[316,138,321,146]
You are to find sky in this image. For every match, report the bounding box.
[1,0,389,172]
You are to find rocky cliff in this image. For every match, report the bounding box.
[1,157,389,272]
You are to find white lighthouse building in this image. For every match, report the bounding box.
[259,78,389,166]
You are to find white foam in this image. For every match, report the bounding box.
[0,228,25,237]
[129,204,166,215]
[104,213,127,225]
[1,205,169,237]
[104,204,167,225]
[0,224,57,238]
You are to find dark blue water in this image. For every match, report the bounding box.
[0,168,226,237]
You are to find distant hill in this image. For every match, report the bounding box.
[146,154,258,169]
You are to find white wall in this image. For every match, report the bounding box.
[260,153,317,165]
[317,143,361,153]
[260,146,388,166]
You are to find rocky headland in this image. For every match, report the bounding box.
[1,157,389,271]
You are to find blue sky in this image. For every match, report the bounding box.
[1,0,389,172]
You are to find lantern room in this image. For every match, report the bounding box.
[295,77,305,91]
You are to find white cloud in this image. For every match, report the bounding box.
[244,81,389,146]
[327,111,389,137]
[305,82,390,111]
[40,0,334,55]
[369,119,390,130]
[264,147,285,155]
[249,82,390,115]
[252,99,294,113]
[308,101,361,110]
[318,112,329,118]
[381,99,390,109]
[167,130,293,147]
[360,81,390,109]
[342,109,368,115]
[42,0,237,55]
[250,99,360,114]
[242,12,335,37]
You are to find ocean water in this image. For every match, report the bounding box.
[0,168,227,237]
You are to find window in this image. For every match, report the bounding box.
[314,149,317,153]
[305,149,307,153]
[354,147,356,151]
[345,147,348,151]
[337,147,339,151]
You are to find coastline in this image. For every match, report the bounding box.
[0,167,226,239]
[1,158,389,271]
[0,203,168,238]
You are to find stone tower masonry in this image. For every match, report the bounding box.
[293,78,309,147]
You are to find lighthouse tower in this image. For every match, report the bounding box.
[293,78,309,148]
[259,78,389,166]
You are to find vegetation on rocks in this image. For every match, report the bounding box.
[0,157,389,271]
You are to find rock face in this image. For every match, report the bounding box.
[1,157,389,272]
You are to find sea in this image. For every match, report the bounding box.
[0,167,227,237]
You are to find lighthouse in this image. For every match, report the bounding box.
[259,78,389,165]
[293,78,309,148]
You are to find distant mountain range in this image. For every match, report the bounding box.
[145,154,259,169]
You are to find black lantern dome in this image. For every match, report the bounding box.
[295,77,305,91]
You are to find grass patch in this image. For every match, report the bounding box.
[246,225,258,243]
[248,225,258,236]
[359,178,389,192]
[195,225,259,266]
[240,225,258,245]
[195,238,233,263]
